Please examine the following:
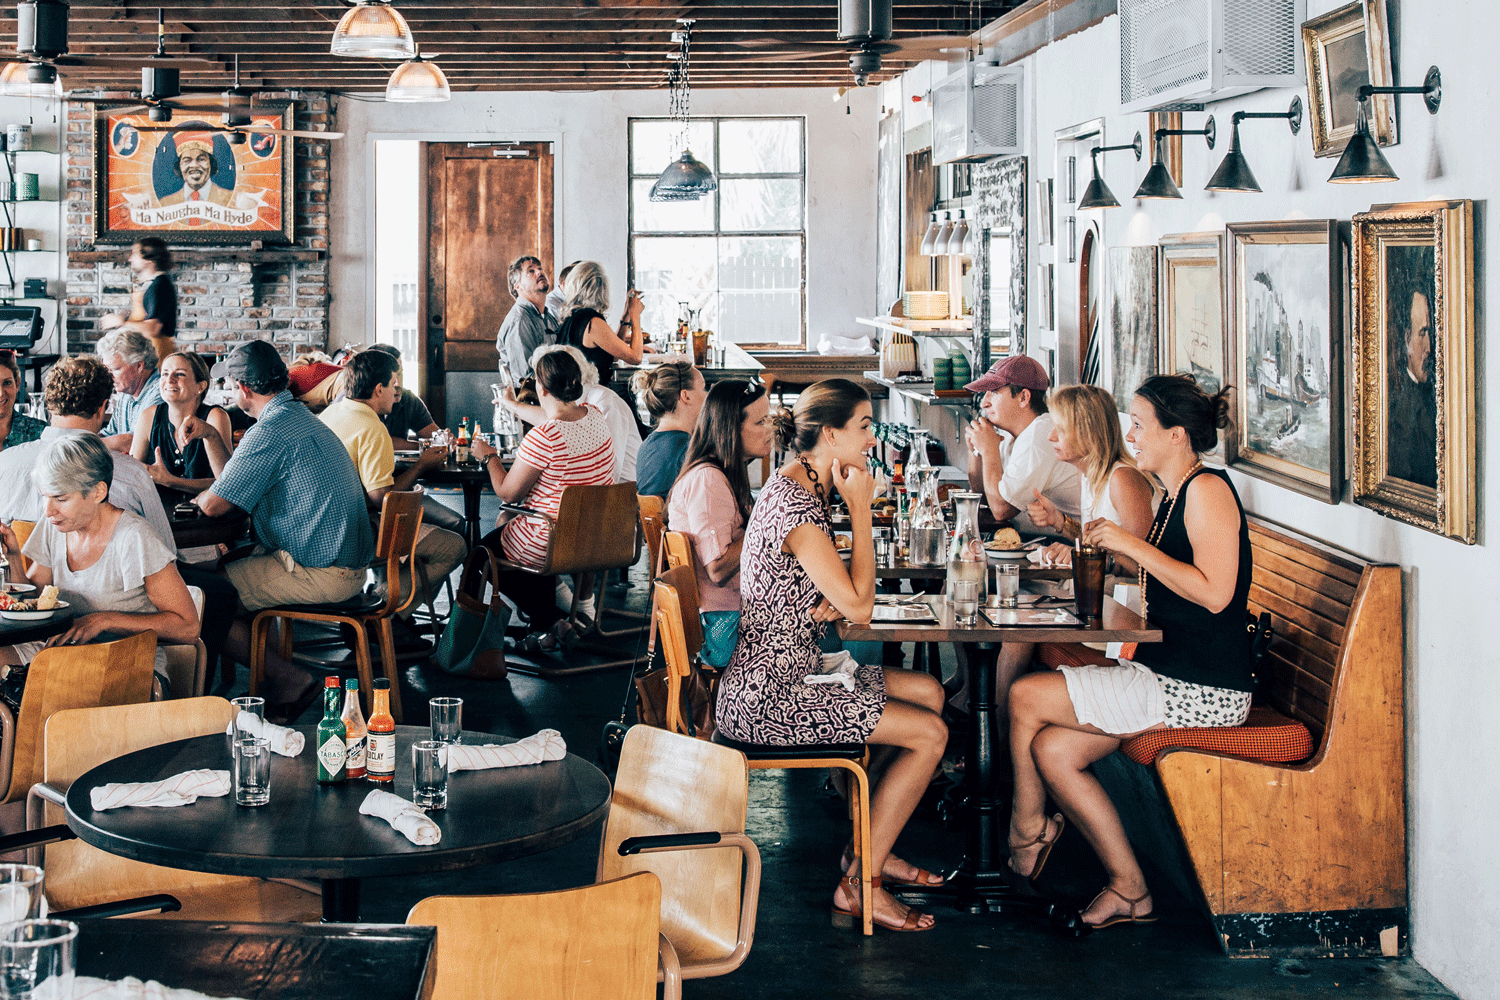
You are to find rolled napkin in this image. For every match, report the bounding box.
[803,650,860,692]
[75,976,251,1000]
[90,769,231,810]
[360,789,442,846]
[224,712,305,757]
[446,729,567,771]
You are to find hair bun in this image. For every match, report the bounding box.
[1211,385,1234,429]
[769,407,797,451]
[629,367,654,396]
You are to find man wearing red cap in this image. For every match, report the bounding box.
[962,354,1080,535]
[161,132,234,207]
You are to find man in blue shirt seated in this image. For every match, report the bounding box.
[197,341,375,721]
[96,329,164,452]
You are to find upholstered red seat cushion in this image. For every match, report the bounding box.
[1121,706,1314,766]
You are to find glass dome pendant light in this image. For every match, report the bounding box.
[331,1,416,60]
[386,46,450,102]
[650,19,717,203]
[0,61,62,99]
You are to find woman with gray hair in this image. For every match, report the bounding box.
[0,432,199,708]
[556,261,646,389]
[96,328,164,450]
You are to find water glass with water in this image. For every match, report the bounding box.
[992,562,1021,608]
[0,866,44,924]
[412,741,448,811]
[228,696,264,761]
[950,578,981,626]
[0,919,78,1000]
[234,738,271,807]
[429,697,462,745]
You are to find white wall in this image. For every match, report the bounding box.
[0,96,67,361]
[328,86,880,351]
[991,4,1497,997]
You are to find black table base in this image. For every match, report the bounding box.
[324,877,361,922]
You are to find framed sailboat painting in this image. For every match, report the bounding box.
[1158,231,1228,461]
[1224,220,1346,503]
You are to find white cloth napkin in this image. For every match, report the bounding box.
[90,770,231,810]
[359,789,441,846]
[803,650,860,692]
[74,976,250,1000]
[224,712,305,757]
[817,334,875,356]
[446,729,567,771]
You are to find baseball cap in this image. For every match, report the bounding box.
[211,341,288,385]
[963,354,1050,395]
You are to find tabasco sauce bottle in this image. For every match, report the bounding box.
[367,677,396,783]
[341,677,368,780]
[315,677,347,783]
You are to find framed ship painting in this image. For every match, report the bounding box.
[94,105,295,245]
[1225,221,1345,503]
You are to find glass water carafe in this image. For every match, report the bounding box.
[906,431,946,567]
[946,492,987,602]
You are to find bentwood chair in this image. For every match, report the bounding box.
[639,494,667,657]
[10,518,34,574]
[652,564,709,739]
[407,873,680,1000]
[249,490,423,722]
[160,585,209,700]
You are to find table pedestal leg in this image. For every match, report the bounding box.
[322,878,361,922]
[463,483,484,551]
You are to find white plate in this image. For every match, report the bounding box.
[985,548,1031,561]
[3,583,35,595]
[0,600,69,622]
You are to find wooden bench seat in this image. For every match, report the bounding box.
[1091,517,1404,957]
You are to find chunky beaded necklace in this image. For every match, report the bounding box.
[1138,461,1202,620]
[796,454,831,517]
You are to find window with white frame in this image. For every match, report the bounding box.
[628,117,806,350]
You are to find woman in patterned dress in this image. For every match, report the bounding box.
[715,379,947,933]
[1006,374,1252,929]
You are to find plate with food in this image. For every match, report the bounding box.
[984,528,1033,560]
[2,583,36,596]
[0,586,67,621]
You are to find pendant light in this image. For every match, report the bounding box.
[650,19,717,202]
[1205,98,1302,193]
[918,212,941,255]
[331,1,415,60]
[0,61,61,99]
[386,47,450,102]
[1134,117,1216,201]
[1077,133,1144,210]
[947,210,970,256]
[930,212,954,255]
[1329,66,1443,184]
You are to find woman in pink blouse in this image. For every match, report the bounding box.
[666,379,774,666]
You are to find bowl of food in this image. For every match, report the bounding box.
[0,586,66,621]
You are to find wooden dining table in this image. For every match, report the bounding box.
[839,595,1161,915]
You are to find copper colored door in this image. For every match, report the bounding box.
[422,142,554,423]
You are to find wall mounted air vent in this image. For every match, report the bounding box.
[932,62,1024,164]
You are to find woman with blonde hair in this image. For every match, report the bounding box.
[556,261,645,389]
[631,359,705,498]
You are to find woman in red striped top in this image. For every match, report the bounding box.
[472,351,615,650]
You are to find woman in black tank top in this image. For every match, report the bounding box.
[129,351,234,496]
[554,261,646,388]
[1005,374,1250,930]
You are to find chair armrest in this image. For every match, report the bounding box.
[52,895,182,920]
[0,824,76,854]
[619,832,722,855]
[657,932,681,1000]
[0,700,13,802]
[625,832,762,980]
[496,502,547,521]
[25,783,68,866]
[31,782,66,808]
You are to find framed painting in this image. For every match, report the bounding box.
[1225,221,1345,503]
[1303,0,1397,157]
[1105,245,1157,411]
[93,104,295,245]
[1159,232,1227,459]
[1350,200,1475,543]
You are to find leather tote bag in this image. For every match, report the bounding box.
[432,547,512,679]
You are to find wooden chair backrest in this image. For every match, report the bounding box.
[661,531,704,610]
[1246,518,1400,761]
[11,519,34,575]
[543,482,643,576]
[407,873,663,1000]
[4,630,157,804]
[375,490,425,616]
[639,494,666,576]
[599,726,748,971]
[653,568,702,737]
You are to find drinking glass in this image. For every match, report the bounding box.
[0,919,78,1000]
[229,696,264,760]
[992,562,1021,608]
[429,697,462,745]
[950,578,980,626]
[234,738,271,807]
[1073,545,1108,619]
[412,741,448,811]
[0,866,45,924]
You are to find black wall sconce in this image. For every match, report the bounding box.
[1205,97,1303,193]
[1078,132,1144,209]
[1134,117,1216,200]
[1329,65,1443,183]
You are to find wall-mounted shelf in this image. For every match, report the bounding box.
[0,199,56,205]
[864,371,976,407]
[70,248,325,264]
[857,316,974,338]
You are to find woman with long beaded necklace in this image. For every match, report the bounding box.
[714,378,948,934]
[1005,374,1253,930]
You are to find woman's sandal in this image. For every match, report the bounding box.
[1083,886,1157,929]
[830,874,934,933]
[839,845,946,889]
[1007,812,1066,880]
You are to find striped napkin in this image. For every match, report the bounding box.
[90,770,232,810]
[446,729,566,771]
[359,789,441,846]
[74,976,250,1000]
[224,712,304,757]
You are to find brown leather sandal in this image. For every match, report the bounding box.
[839,844,947,889]
[831,874,935,933]
[1083,886,1157,929]
[1007,812,1065,880]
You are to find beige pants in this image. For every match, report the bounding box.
[223,548,368,615]
[375,524,468,619]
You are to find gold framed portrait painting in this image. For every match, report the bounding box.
[1303,0,1398,157]
[1351,200,1475,543]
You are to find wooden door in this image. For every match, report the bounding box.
[422,142,553,423]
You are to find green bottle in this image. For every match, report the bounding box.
[316,676,347,783]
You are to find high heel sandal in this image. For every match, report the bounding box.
[1007,812,1065,880]
[1082,886,1156,929]
[830,874,934,933]
[839,844,945,889]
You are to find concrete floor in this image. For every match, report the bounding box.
[262,489,1455,1000]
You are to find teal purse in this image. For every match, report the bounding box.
[432,547,513,679]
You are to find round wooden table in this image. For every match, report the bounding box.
[64,725,612,921]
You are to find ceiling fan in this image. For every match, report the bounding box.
[4,1,219,95]
[725,0,975,85]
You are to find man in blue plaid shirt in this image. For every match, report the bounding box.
[198,341,375,721]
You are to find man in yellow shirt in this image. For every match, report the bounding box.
[321,350,464,648]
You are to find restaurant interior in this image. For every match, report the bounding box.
[0,0,1495,998]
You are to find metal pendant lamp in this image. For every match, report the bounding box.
[331,1,416,60]
[386,49,450,102]
[650,19,717,203]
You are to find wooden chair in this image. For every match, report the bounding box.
[407,873,680,1000]
[601,724,760,984]
[160,585,209,700]
[25,698,321,922]
[652,566,708,739]
[10,519,34,575]
[0,630,157,804]
[498,482,647,678]
[639,494,667,657]
[249,490,423,722]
